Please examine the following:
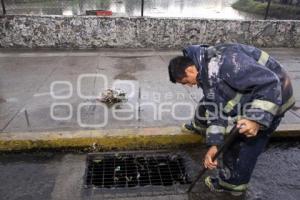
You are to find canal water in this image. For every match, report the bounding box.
[4,0,262,20]
[0,142,299,200]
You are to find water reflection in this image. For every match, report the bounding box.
[5,0,262,20]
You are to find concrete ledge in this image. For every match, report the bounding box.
[0,125,299,151]
[1,15,300,48]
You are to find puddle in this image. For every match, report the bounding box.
[113,58,146,80]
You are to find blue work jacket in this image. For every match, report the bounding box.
[183,43,295,145]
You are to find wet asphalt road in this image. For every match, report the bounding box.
[0,142,299,200]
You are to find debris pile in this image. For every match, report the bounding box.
[97,89,127,105]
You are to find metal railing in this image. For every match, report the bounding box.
[1,0,6,15]
[141,0,144,17]
[1,0,145,17]
[0,0,295,20]
[265,0,272,19]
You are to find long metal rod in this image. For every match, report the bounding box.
[264,0,272,20]
[1,0,6,15]
[187,125,240,193]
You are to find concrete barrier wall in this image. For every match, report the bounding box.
[1,15,300,48]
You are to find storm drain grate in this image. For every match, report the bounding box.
[84,151,193,198]
[85,152,191,188]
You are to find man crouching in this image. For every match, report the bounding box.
[168,43,294,196]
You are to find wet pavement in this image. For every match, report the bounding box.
[0,142,299,200]
[0,48,300,133]
[0,48,300,199]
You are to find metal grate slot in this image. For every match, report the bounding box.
[85,152,191,189]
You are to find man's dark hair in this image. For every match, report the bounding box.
[168,56,195,83]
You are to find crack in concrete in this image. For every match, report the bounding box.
[0,60,60,132]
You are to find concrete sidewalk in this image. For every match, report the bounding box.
[0,48,300,150]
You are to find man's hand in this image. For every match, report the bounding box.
[204,145,218,169]
[237,119,260,137]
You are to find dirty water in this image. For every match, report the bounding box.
[0,141,299,200]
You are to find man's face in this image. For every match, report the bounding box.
[177,65,198,87]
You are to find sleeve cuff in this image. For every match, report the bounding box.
[206,133,224,146]
[205,125,226,145]
[243,108,274,129]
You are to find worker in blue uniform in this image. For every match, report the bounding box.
[168,43,295,196]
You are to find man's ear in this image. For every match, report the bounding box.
[185,65,196,74]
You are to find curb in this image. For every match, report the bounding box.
[0,127,203,151]
[0,125,299,151]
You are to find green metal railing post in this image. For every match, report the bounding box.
[141,0,144,17]
[264,0,272,20]
[1,0,6,15]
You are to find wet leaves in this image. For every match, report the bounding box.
[97,89,127,105]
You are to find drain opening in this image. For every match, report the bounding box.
[85,152,191,189]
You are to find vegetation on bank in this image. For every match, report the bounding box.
[232,0,300,19]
